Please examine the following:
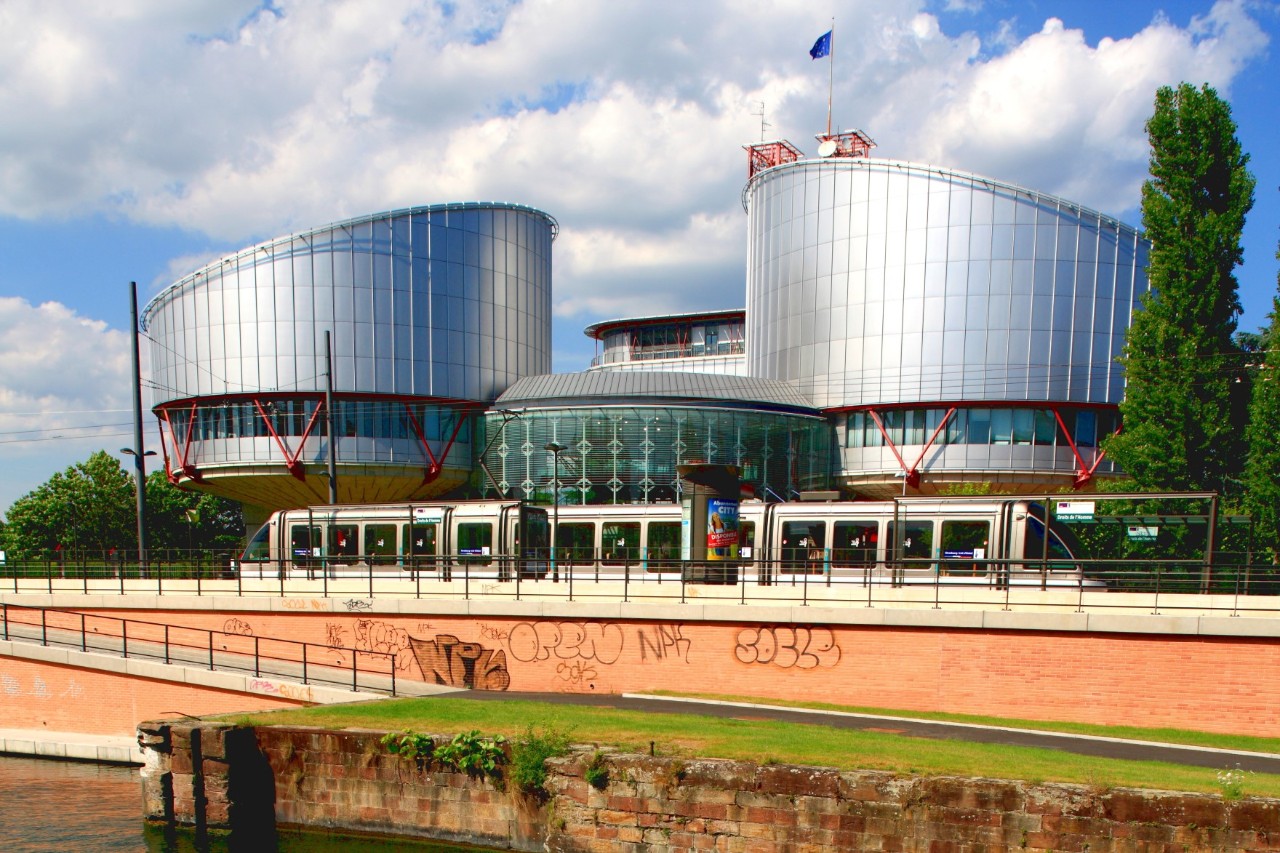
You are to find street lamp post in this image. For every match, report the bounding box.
[120,447,156,575]
[544,442,565,583]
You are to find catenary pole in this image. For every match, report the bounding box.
[128,282,150,576]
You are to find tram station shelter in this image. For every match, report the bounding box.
[140,129,1149,523]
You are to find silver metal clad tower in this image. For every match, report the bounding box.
[142,202,556,516]
[744,156,1150,496]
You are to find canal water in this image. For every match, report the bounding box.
[0,755,500,852]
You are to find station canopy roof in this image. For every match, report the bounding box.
[493,371,819,415]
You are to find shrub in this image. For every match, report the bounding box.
[509,724,572,798]
[584,751,609,790]
[434,730,507,781]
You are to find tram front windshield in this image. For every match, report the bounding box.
[241,523,271,562]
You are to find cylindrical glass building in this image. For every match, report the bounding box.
[744,157,1149,495]
[480,372,831,504]
[142,202,556,517]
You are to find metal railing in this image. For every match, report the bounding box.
[0,603,400,696]
[3,549,1279,617]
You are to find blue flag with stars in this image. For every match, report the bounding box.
[809,30,831,60]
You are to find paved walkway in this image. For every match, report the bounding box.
[438,690,1280,775]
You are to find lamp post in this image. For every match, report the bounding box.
[544,442,565,582]
[120,447,156,575]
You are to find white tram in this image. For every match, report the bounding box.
[237,496,1090,587]
[238,500,549,580]
[548,497,1089,586]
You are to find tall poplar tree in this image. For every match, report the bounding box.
[1106,83,1255,494]
[1244,249,1280,558]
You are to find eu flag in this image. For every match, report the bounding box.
[809,30,831,60]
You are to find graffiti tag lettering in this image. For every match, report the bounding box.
[637,624,692,663]
[248,678,313,702]
[353,619,414,672]
[478,624,509,642]
[408,634,510,691]
[507,621,624,665]
[222,618,253,636]
[555,660,597,689]
[734,626,841,669]
[343,599,373,612]
[280,598,328,611]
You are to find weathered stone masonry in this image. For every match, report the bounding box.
[140,720,1280,852]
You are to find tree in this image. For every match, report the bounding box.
[4,451,135,558]
[144,472,245,553]
[1106,83,1255,495]
[1243,248,1280,559]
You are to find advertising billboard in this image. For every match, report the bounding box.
[706,497,740,561]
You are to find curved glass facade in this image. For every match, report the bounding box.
[745,159,1148,408]
[478,407,831,504]
[141,202,556,511]
[144,203,554,402]
[744,158,1147,494]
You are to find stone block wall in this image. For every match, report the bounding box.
[547,752,1280,851]
[140,720,1280,852]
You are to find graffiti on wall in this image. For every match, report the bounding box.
[408,634,510,690]
[506,622,624,665]
[636,624,692,663]
[1,672,83,699]
[555,660,597,689]
[222,618,253,636]
[322,619,415,672]
[734,626,841,669]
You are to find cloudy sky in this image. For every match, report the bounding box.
[1,0,1277,516]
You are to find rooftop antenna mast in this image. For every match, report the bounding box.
[808,19,835,137]
[825,18,835,137]
[750,101,772,141]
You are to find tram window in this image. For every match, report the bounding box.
[403,523,438,570]
[740,521,755,560]
[647,521,681,570]
[781,521,825,574]
[365,523,398,565]
[457,522,493,565]
[523,512,549,557]
[289,524,322,565]
[602,522,640,565]
[887,521,933,562]
[940,520,989,576]
[242,524,271,562]
[557,522,595,564]
[833,521,877,567]
[1025,517,1074,568]
[328,524,359,560]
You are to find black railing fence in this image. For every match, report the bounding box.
[0,603,399,696]
[2,548,1279,615]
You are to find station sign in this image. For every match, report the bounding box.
[1126,525,1159,542]
[1055,500,1095,521]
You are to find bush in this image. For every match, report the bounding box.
[434,730,507,781]
[509,724,572,798]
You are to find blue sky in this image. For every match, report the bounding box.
[1,0,1276,516]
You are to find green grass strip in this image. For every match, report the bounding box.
[640,691,1280,755]
[229,696,1280,799]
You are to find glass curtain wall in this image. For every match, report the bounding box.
[479,407,831,504]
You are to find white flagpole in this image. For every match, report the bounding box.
[826,18,835,137]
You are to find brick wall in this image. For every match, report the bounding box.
[0,655,301,735]
[58,607,1280,736]
[140,721,1280,852]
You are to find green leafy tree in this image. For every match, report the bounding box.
[4,451,135,558]
[1106,83,1255,496]
[1244,252,1280,560]
[145,472,245,553]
